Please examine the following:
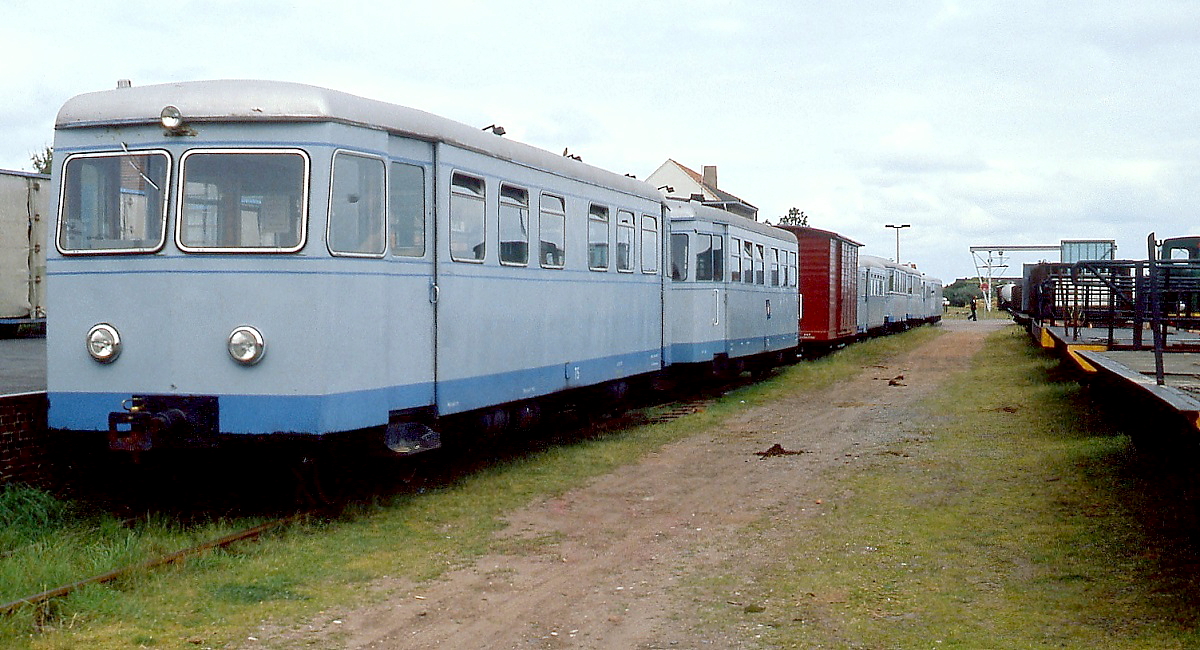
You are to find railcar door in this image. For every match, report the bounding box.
[384,137,438,419]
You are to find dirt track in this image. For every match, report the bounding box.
[269,319,1007,648]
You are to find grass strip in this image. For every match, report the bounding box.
[725,325,1200,649]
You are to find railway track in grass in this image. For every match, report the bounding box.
[0,512,310,617]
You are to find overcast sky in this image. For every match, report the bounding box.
[3,0,1197,282]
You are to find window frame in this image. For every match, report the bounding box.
[498,183,530,267]
[695,233,714,281]
[539,193,566,269]
[328,150,387,258]
[615,209,636,273]
[588,203,610,271]
[57,149,173,256]
[640,214,658,274]
[389,161,427,258]
[730,236,742,282]
[669,232,689,281]
[175,148,311,254]
[449,171,486,263]
[743,240,754,284]
[755,243,766,285]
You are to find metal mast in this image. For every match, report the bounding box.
[968,245,1059,311]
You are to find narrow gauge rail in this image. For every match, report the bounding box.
[0,513,306,616]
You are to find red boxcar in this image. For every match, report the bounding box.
[778,225,861,352]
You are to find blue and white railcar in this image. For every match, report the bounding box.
[921,275,944,323]
[47,80,665,453]
[857,255,890,335]
[664,199,798,374]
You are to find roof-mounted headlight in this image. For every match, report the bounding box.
[86,324,121,363]
[160,105,182,129]
[228,326,266,365]
[160,105,194,136]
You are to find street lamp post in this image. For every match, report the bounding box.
[885,224,910,263]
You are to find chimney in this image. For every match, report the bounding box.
[702,165,718,189]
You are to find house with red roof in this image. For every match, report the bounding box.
[646,159,759,221]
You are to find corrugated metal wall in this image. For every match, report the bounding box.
[0,171,48,320]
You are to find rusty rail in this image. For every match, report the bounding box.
[0,512,308,616]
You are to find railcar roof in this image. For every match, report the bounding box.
[0,169,49,181]
[665,199,797,245]
[859,254,941,283]
[775,224,863,248]
[55,79,661,202]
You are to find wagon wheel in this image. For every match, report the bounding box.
[292,454,350,509]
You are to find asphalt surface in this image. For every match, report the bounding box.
[0,336,46,394]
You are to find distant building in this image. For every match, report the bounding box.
[646,160,758,221]
[1060,240,1117,264]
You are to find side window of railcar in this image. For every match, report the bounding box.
[179,150,308,252]
[450,173,485,262]
[755,244,766,285]
[771,248,781,287]
[730,237,741,282]
[588,204,610,271]
[791,251,799,287]
[329,152,385,256]
[499,184,529,266]
[669,233,688,281]
[539,194,566,268]
[694,234,724,282]
[712,235,724,281]
[640,214,658,273]
[742,243,750,284]
[695,234,713,281]
[59,151,170,253]
[616,210,635,272]
[389,162,425,257]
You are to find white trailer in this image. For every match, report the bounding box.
[0,169,48,334]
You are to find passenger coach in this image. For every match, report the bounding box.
[665,199,798,376]
[47,80,667,453]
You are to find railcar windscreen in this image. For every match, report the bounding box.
[58,151,170,254]
[178,150,308,252]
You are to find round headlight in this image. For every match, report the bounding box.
[86,324,121,363]
[160,105,183,130]
[228,326,266,365]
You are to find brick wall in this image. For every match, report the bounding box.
[0,392,49,485]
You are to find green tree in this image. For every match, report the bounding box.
[943,278,983,307]
[30,146,52,175]
[777,207,808,226]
